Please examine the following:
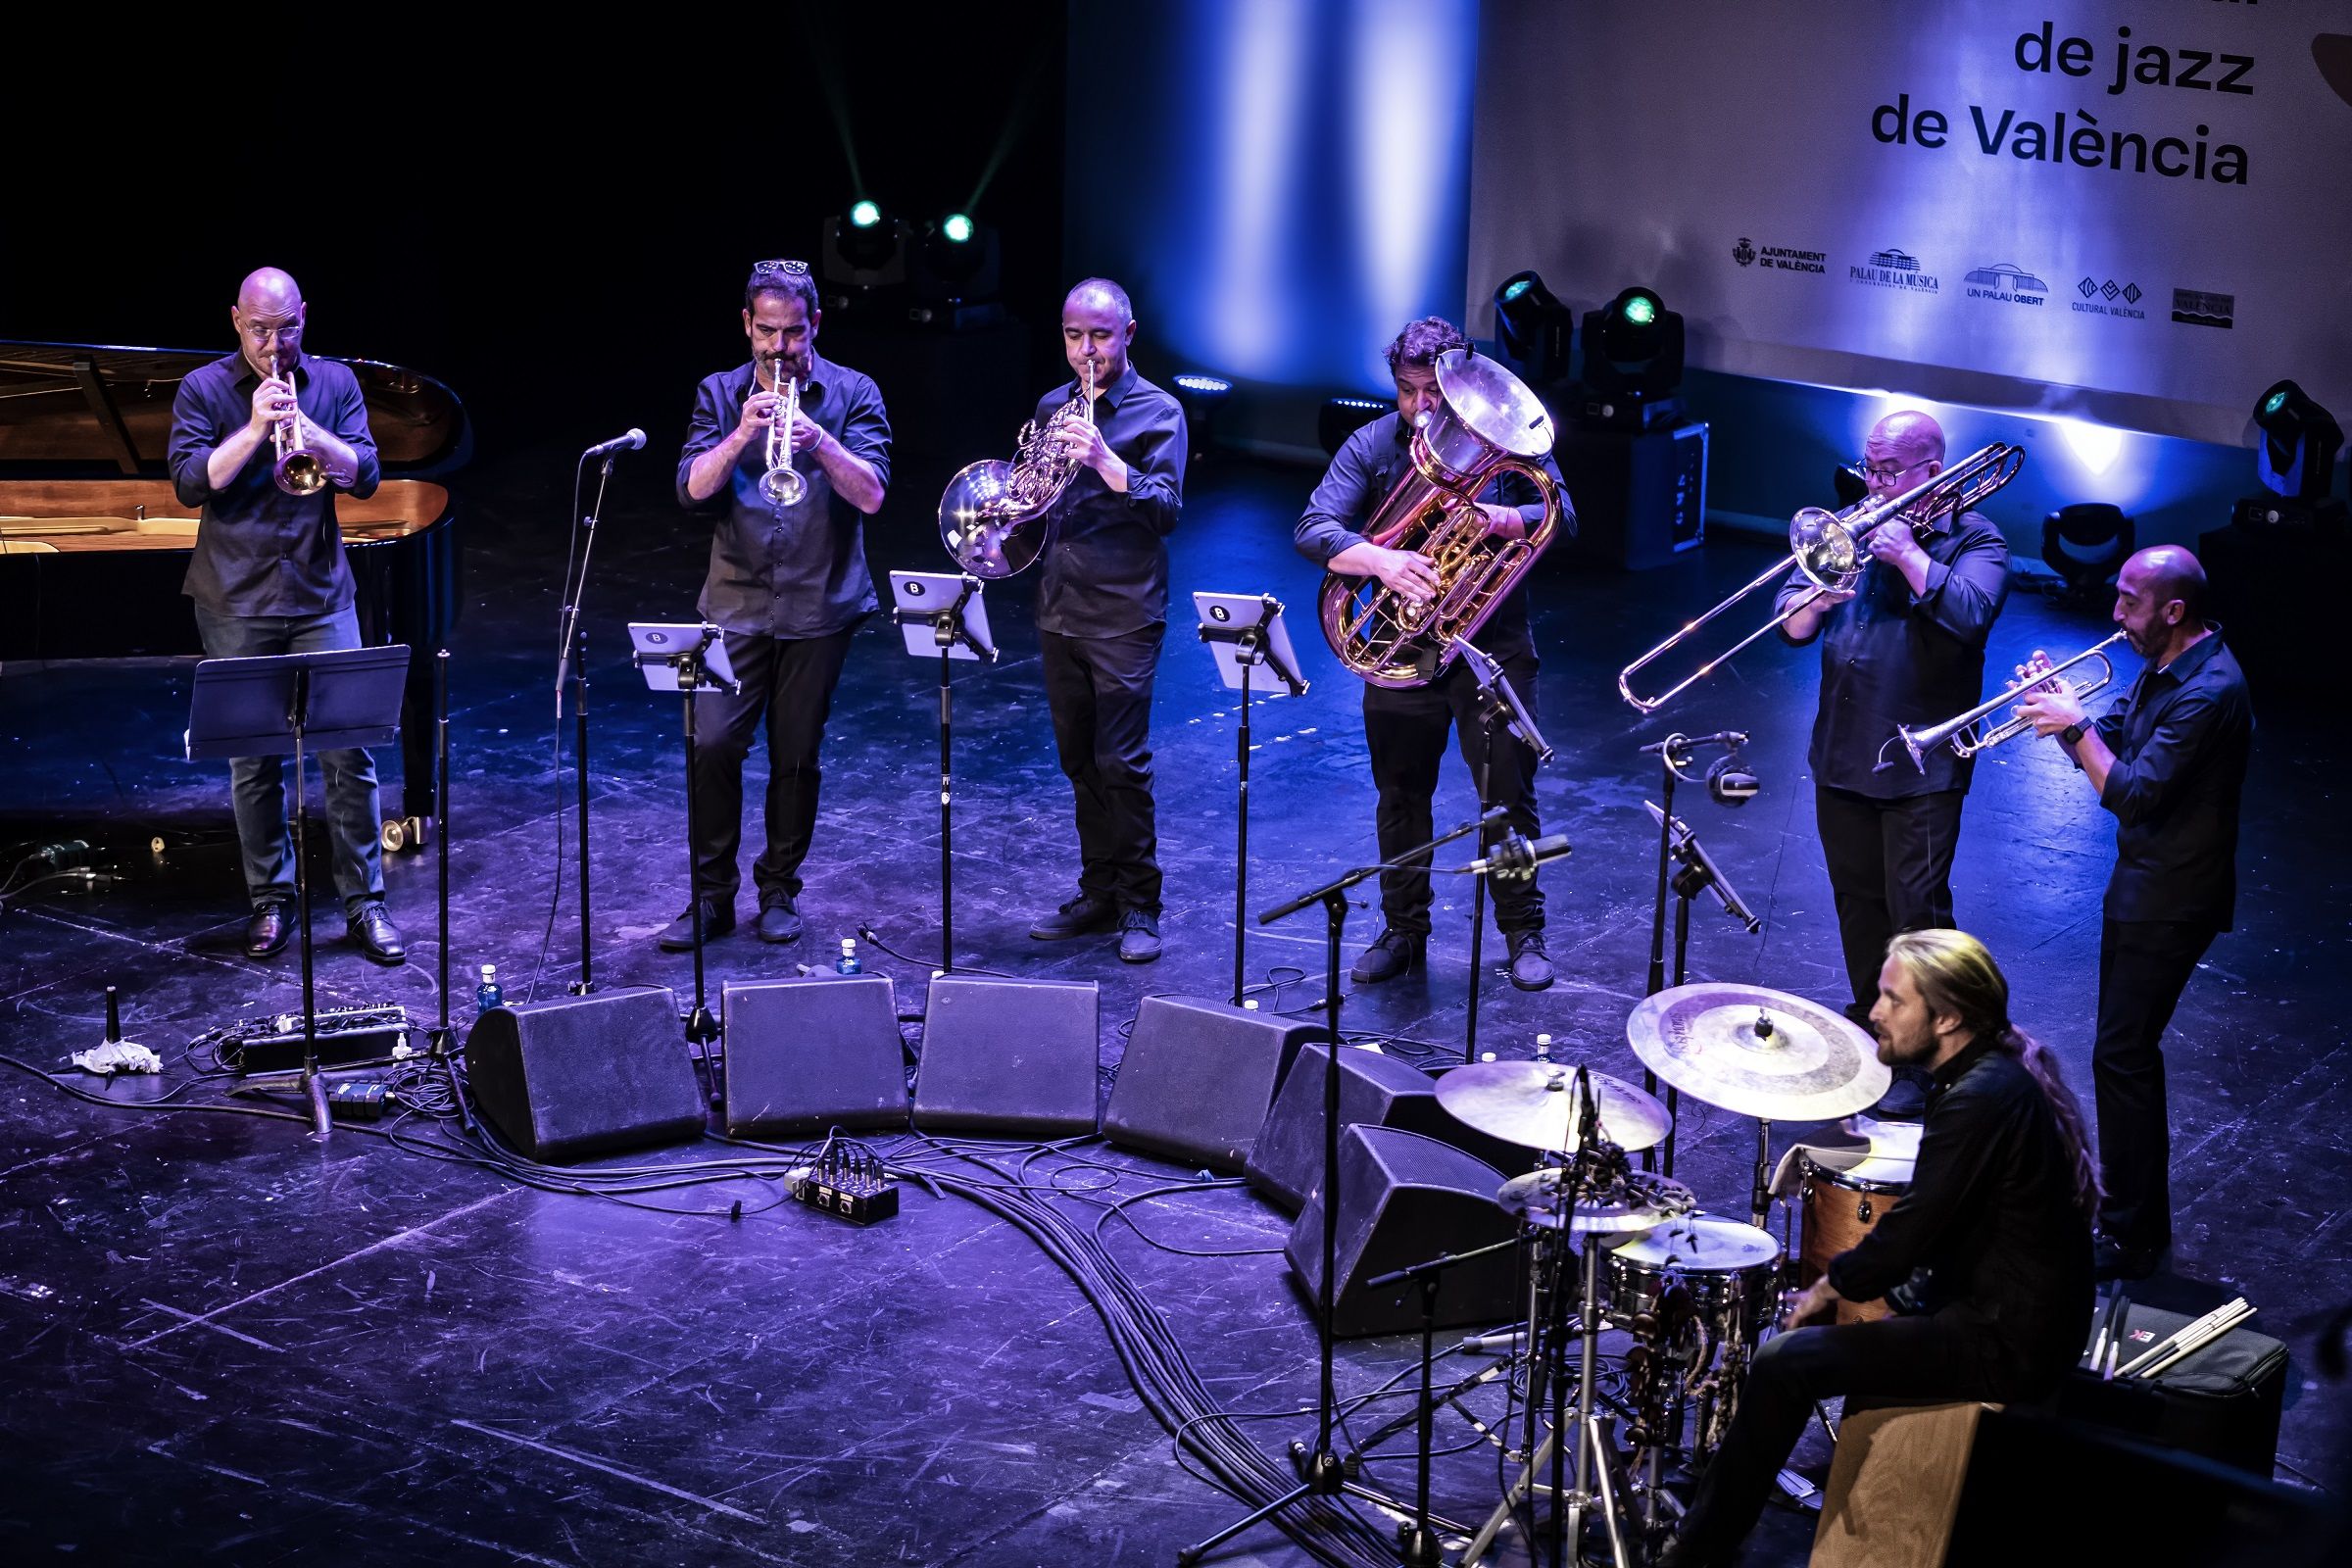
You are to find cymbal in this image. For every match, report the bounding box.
[1626,983,1889,1122]
[1496,1167,1695,1235]
[1436,1060,1673,1152]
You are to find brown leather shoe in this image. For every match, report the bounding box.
[346,901,407,966]
[245,901,293,958]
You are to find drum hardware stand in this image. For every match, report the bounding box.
[889,574,998,976]
[1182,809,1503,1568]
[1451,637,1552,1065]
[1198,595,1307,1006]
[554,451,623,996]
[631,625,736,1093]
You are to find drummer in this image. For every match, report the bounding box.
[1659,930,2095,1567]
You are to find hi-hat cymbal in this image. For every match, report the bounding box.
[1626,983,1889,1123]
[1496,1167,1695,1235]
[1436,1060,1672,1152]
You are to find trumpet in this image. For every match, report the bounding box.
[269,354,327,497]
[758,365,807,508]
[1893,631,2127,772]
[937,357,1096,578]
[1616,441,2024,712]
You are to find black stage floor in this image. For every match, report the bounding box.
[4,445,2347,1566]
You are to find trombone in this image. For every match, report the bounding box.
[1892,631,2127,772]
[269,354,327,497]
[758,366,807,508]
[1616,442,2025,712]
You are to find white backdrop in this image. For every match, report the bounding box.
[1465,0,2352,446]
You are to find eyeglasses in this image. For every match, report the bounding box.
[752,259,810,277]
[1855,457,1928,483]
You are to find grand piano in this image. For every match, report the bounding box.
[0,339,469,831]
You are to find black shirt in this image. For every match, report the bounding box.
[1776,509,2010,798]
[1032,366,1186,639]
[2090,628,2252,929]
[1829,1038,2094,1383]
[1295,410,1572,666]
[168,352,381,617]
[676,354,893,640]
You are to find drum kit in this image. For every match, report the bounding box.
[1416,981,1900,1567]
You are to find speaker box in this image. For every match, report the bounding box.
[721,975,907,1139]
[1245,1045,1537,1213]
[1103,996,1329,1171]
[1285,1125,1519,1338]
[464,986,706,1162]
[912,975,1099,1137]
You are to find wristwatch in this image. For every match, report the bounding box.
[2059,720,2087,747]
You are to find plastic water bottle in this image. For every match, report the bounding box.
[1534,1032,1553,1061]
[835,939,861,976]
[475,963,504,1015]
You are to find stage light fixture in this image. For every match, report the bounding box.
[2251,379,2343,502]
[906,215,1004,330]
[849,199,882,229]
[1492,270,1574,385]
[2041,503,2136,599]
[1173,374,1233,462]
[941,212,975,244]
[1319,395,1389,458]
[1576,286,1686,431]
[821,205,914,304]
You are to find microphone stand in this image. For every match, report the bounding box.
[1450,637,1553,1064]
[554,453,620,996]
[1180,808,1504,1568]
[1634,731,1743,1173]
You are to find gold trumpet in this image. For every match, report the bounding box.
[269,354,327,497]
[758,364,807,508]
[1616,442,2025,712]
[1894,631,2127,772]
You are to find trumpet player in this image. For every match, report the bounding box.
[1024,278,1188,963]
[1777,411,2009,1111]
[2014,546,2252,1280]
[166,267,401,965]
[669,259,890,951]
[1296,318,1571,991]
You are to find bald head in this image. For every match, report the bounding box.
[1860,410,1947,502]
[1064,277,1132,326]
[2113,545,2210,662]
[2125,546,2206,618]
[1061,276,1138,392]
[238,268,302,314]
[232,268,308,376]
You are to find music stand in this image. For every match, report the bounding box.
[1449,636,1552,1063]
[890,572,998,975]
[629,622,739,1074]
[1195,592,1308,1005]
[186,644,411,1136]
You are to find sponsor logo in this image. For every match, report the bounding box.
[1733,237,1756,267]
[1749,241,1826,274]
[2072,276,2146,320]
[2172,287,2235,329]
[1962,263,2049,307]
[1849,247,1937,291]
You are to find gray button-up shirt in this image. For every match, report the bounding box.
[676,354,893,639]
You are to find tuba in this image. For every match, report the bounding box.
[937,359,1096,578]
[269,354,327,497]
[1318,349,1563,688]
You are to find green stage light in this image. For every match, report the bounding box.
[850,200,882,229]
[942,213,974,244]
[1621,294,1656,327]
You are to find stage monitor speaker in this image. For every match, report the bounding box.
[1246,1045,1537,1213]
[912,975,1099,1137]
[1103,995,1329,1172]
[1285,1125,1518,1339]
[721,975,907,1139]
[464,986,706,1162]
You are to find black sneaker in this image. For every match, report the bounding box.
[1504,930,1554,992]
[1117,908,1162,963]
[1350,928,1425,984]
[1030,892,1118,941]
[756,896,804,945]
[658,901,734,952]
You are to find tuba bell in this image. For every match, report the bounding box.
[1317,349,1564,688]
[937,359,1096,578]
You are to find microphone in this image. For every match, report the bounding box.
[1706,752,1761,806]
[1640,730,1747,759]
[583,428,647,460]
[1467,832,1572,878]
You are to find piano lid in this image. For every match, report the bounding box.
[0,339,470,479]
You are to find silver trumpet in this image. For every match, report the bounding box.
[269,354,327,497]
[758,364,807,508]
[1894,631,2128,772]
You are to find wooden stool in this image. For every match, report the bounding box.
[1809,1400,2001,1567]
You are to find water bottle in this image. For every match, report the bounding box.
[1534,1032,1553,1060]
[475,963,504,1015]
[835,939,861,976]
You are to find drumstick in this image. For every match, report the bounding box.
[2137,1301,2253,1380]
[2086,1288,2121,1371]
[2103,1294,2129,1379]
[2118,1298,2249,1378]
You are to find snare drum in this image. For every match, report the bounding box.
[1601,1213,1783,1348]
[1795,1154,1913,1325]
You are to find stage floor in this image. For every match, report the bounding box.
[3,443,2346,1566]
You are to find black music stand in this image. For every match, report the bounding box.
[1449,636,1553,1063]
[890,571,999,976]
[1196,592,1308,1005]
[186,644,411,1137]
[630,622,739,1078]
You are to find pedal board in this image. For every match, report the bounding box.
[221,1003,414,1075]
[790,1145,900,1226]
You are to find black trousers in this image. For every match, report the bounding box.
[689,626,858,907]
[1676,1312,2022,1560]
[2094,917,2217,1253]
[1816,785,1965,1012]
[1363,655,1544,938]
[1040,625,1164,912]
